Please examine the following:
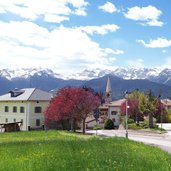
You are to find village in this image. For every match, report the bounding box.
[1,0,171,170]
[0,77,171,133]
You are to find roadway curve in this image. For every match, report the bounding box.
[86,129,171,154]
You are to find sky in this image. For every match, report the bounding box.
[0,0,171,75]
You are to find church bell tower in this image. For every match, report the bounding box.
[105,76,112,104]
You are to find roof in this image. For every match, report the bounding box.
[99,99,126,108]
[0,88,52,101]
[161,99,171,106]
[99,104,109,110]
[108,99,126,107]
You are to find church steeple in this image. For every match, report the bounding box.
[105,76,112,103]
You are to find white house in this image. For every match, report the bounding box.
[0,88,52,131]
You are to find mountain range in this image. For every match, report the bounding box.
[0,68,171,99]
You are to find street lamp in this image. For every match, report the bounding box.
[124,91,129,139]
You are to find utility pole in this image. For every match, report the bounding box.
[125,91,129,139]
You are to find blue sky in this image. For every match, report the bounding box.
[0,0,170,75]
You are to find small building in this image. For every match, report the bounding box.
[98,99,125,127]
[0,88,52,131]
[107,99,126,126]
[161,99,171,110]
[98,76,124,127]
[86,77,125,128]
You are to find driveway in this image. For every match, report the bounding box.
[86,129,171,154]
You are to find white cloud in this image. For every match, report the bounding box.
[127,59,144,68]
[161,57,171,69]
[0,21,123,75]
[44,14,69,23]
[66,0,88,8]
[104,48,124,55]
[124,5,163,27]
[0,0,88,23]
[78,24,119,35]
[98,2,118,13]
[74,8,87,16]
[137,38,171,48]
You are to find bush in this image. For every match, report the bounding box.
[167,115,171,122]
[128,123,141,130]
[121,116,135,128]
[165,109,171,123]
[93,124,102,130]
[104,119,114,130]
[144,116,157,128]
[128,118,135,124]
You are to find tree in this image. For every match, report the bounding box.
[44,87,100,134]
[153,99,165,123]
[121,89,165,128]
[139,90,161,128]
[120,98,139,121]
[121,89,143,123]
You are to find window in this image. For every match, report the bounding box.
[112,118,115,122]
[36,119,40,126]
[13,106,17,113]
[4,106,9,112]
[111,111,117,115]
[5,118,8,123]
[35,107,42,113]
[20,107,25,113]
[10,89,25,97]
[21,119,23,125]
[13,118,16,122]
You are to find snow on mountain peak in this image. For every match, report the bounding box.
[0,68,63,80]
[0,67,169,82]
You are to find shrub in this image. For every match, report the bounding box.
[144,116,157,128]
[167,115,171,122]
[104,119,114,130]
[128,118,135,124]
[165,109,171,123]
[128,123,141,130]
[139,122,148,129]
[121,116,135,128]
[93,124,102,130]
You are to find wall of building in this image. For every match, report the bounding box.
[28,101,49,129]
[108,106,121,127]
[0,100,50,131]
[0,101,27,130]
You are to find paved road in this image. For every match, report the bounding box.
[86,129,171,154]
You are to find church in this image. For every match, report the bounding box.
[86,77,125,128]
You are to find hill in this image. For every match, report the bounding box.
[84,75,171,99]
[0,73,170,99]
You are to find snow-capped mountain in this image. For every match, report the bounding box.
[111,68,161,80]
[70,67,163,81]
[0,67,171,86]
[70,68,112,80]
[0,67,170,99]
[69,67,171,86]
[0,68,63,80]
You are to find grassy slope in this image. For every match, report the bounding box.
[0,131,170,171]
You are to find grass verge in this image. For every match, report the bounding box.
[0,130,170,171]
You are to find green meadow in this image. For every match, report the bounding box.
[0,130,170,171]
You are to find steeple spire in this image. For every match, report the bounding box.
[106,76,112,93]
[105,76,112,103]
